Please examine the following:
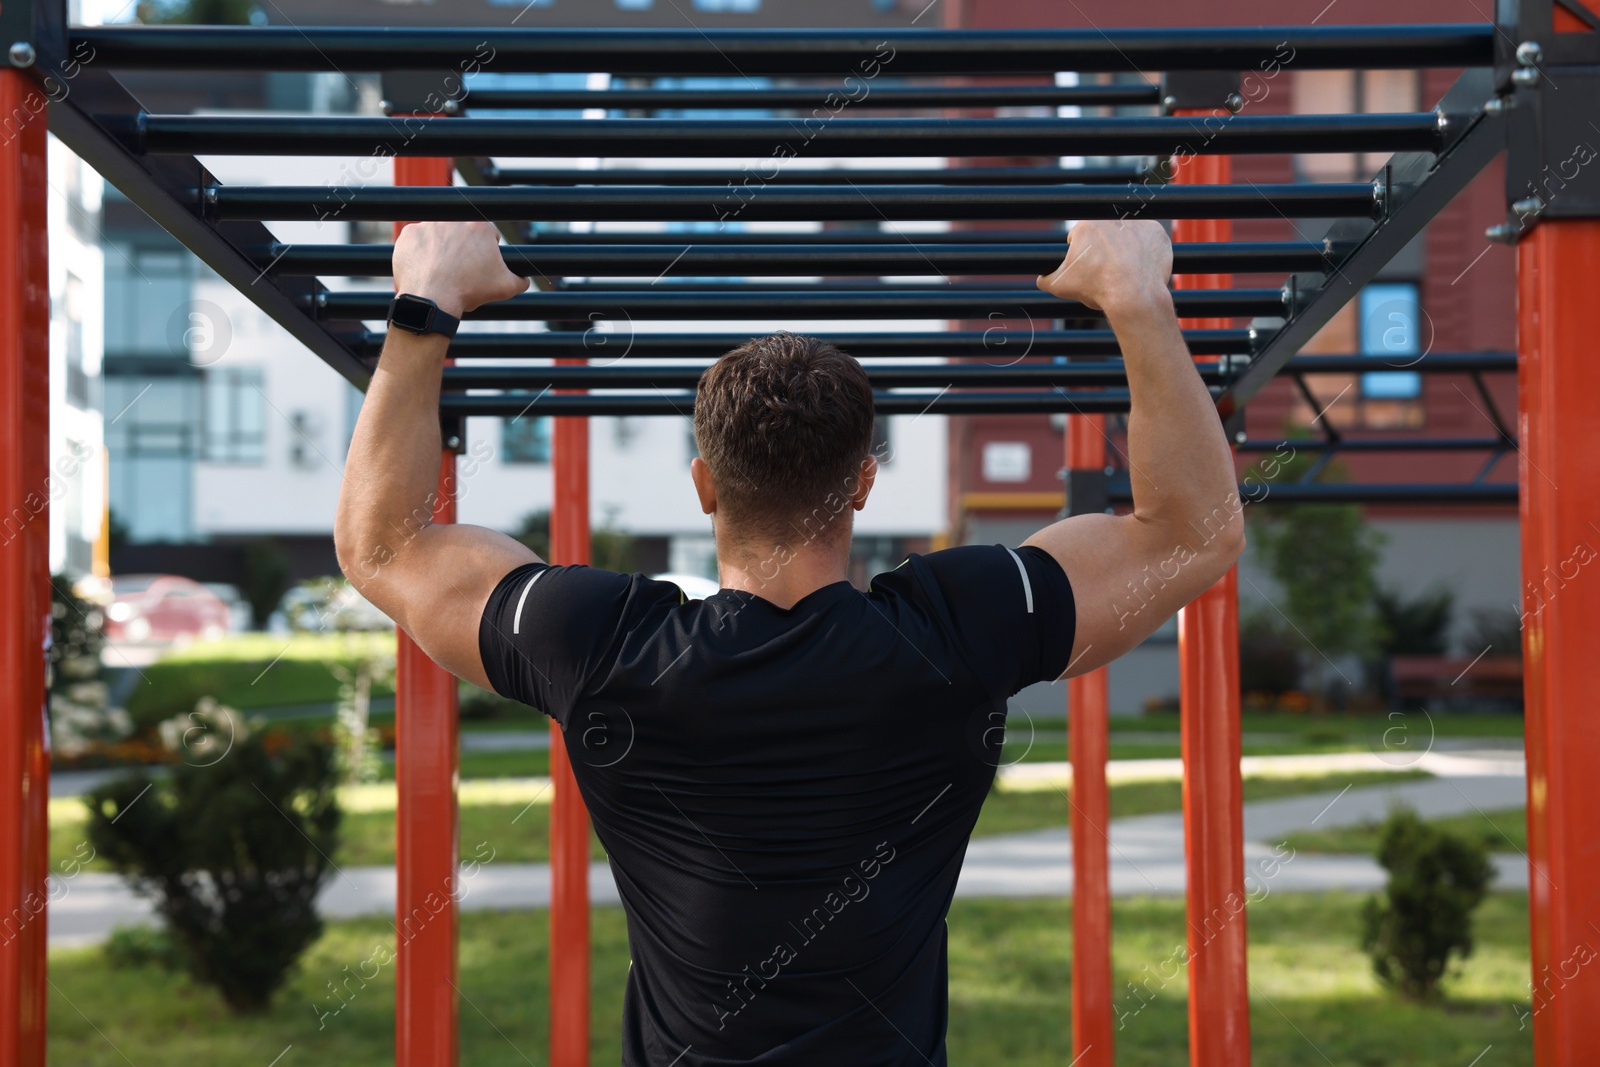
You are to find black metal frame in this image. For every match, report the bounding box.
[29,0,1546,505]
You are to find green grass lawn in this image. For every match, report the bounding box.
[1284,806,1528,856]
[377,748,552,781]
[1112,711,1525,740]
[46,891,1532,1066]
[973,769,1431,840]
[51,769,1431,873]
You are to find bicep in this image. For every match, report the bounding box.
[351,523,539,690]
[1023,512,1220,678]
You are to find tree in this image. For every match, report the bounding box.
[513,509,637,572]
[87,706,341,1012]
[136,0,258,24]
[1362,806,1495,1002]
[1370,585,1455,702]
[1249,504,1386,707]
[240,537,292,630]
[49,574,132,755]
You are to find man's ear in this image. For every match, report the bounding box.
[690,457,718,516]
[851,454,878,512]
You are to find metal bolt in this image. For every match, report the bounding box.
[441,98,462,116]
[1224,92,1244,114]
[1161,94,1178,114]
[1372,176,1388,213]
[1486,223,1517,244]
[8,42,35,67]
[203,185,219,204]
[1513,195,1545,218]
[1515,40,1543,68]
[1512,67,1540,88]
[378,98,394,116]
[444,435,463,451]
[1280,285,1294,305]
[1234,430,1248,444]
[1484,96,1508,117]
[1103,465,1115,477]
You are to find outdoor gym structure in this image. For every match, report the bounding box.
[0,1,1595,1064]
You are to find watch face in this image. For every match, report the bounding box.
[391,296,434,333]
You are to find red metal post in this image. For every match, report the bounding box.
[1516,219,1600,1067]
[1171,139,1251,1067]
[1066,416,1113,1067]
[0,67,51,1067]
[550,388,592,1067]
[393,153,461,1067]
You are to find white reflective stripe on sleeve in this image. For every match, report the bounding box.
[511,570,545,635]
[1003,546,1034,614]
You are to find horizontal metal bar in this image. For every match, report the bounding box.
[1235,436,1510,453]
[212,183,1379,224]
[515,229,1082,246]
[439,388,1149,417]
[71,24,1495,75]
[461,84,1164,111]
[140,114,1443,158]
[1284,352,1514,374]
[265,240,1342,278]
[361,328,1255,359]
[431,353,1516,389]
[1110,481,1517,504]
[440,361,1224,390]
[322,287,1285,321]
[478,164,1146,186]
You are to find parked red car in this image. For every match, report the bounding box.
[104,574,232,644]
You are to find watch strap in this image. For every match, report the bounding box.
[388,294,461,339]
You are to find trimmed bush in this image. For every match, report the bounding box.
[85,709,342,1013]
[1361,806,1495,1002]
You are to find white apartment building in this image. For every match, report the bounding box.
[48,132,107,579]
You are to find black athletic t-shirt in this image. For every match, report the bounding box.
[478,544,1075,1067]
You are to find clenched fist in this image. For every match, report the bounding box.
[1036,220,1173,318]
[392,220,529,318]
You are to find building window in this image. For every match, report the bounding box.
[1358,282,1423,400]
[105,243,194,359]
[982,441,1032,483]
[106,376,200,459]
[1292,70,1420,182]
[203,367,267,464]
[502,416,551,464]
[63,273,91,408]
[1290,282,1426,431]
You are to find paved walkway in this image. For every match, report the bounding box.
[47,751,1527,947]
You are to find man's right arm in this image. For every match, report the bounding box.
[1023,220,1245,677]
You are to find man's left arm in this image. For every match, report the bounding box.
[334,221,535,690]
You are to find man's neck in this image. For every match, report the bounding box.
[715,536,852,610]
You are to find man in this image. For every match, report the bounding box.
[335,218,1243,1065]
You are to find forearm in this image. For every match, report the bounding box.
[334,329,452,597]
[1108,289,1241,554]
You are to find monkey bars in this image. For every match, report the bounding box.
[2,2,1592,1067]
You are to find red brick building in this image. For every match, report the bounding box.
[945,0,1521,710]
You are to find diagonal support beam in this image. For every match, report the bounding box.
[1217,68,1504,414]
[45,68,371,388]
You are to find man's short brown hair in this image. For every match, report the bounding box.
[693,332,876,544]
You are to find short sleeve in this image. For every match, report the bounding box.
[888,544,1076,701]
[477,562,679,727]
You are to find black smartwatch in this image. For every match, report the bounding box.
[387,293,460,339]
